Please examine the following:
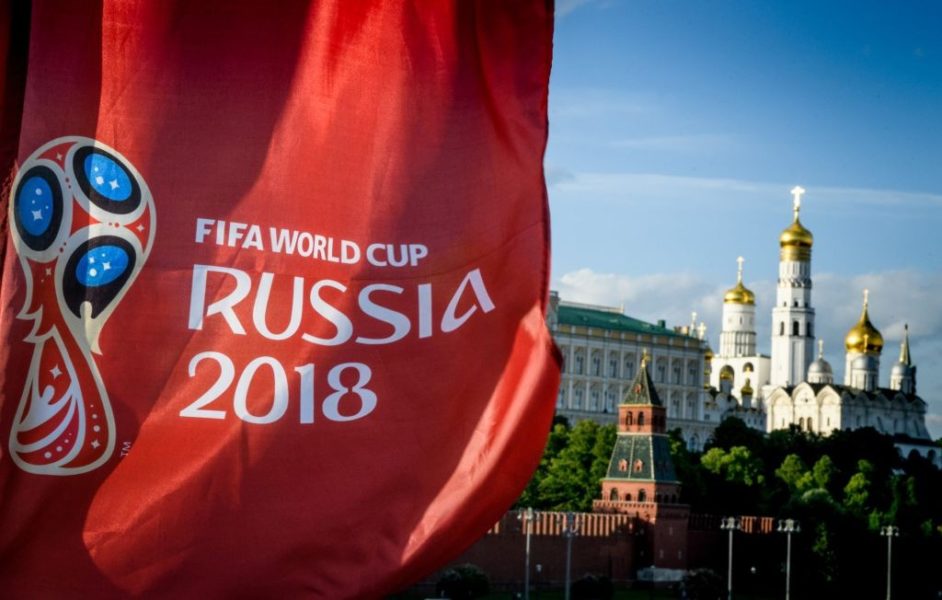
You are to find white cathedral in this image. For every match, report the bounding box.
[709,186,932,446]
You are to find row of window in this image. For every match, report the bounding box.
[557,386,699,416]
[777,320,813,337]
[560,347,700,385]
[557,386,618,412]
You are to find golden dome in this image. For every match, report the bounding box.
[741,378,753,396]
[724,256,755,305]
[704,346,715,361]
[844,290,883,354]
[780,218,814,248]
[724,281,755,305]
[780,187,813,261]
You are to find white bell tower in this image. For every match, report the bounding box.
[770,186,816,386]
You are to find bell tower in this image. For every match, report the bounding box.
[770,186,816,386]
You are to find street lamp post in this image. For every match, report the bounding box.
[881,525,900,600]
[777,519,801,600]
[519,507,537,600]
[720,517,741,600]
[562,512,580,600]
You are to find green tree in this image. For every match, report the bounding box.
[843,459,874,516]
[589,424,617,485]
[812,455,836,490]
[775,454,808,493]
[538,420,614,511]
[668,428,706,504]
[705,416,765,452]
[701,446,764,486]
[517,422,569,508]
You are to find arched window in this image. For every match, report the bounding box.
[618,459,628,472]
[799,417,805,429]
[610,488,619,501]
[624,358,635,379]
[808,323,813,337]
[574,352,585,375]
[638,412,645,427]
[591,352,602,376]
[638,489,647,503]
[608,354,619,377]
[625,493,632,502]
[626,412,634,426]
[779,322,785,335]
[634,459,644,473]
[793,321,800,336]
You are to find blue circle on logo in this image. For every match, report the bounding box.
[83,152,133,202]
[75,245,130,287]
[17,176,54,236]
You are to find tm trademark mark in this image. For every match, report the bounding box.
[120,441,132,457]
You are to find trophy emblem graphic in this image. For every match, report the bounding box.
[7,137,155,475]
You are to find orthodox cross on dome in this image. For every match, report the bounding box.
[689,311,698,333]
[863,288,870,309]
[818,338,825,359]
[791,185,805,216]
[641,349,650,369]
[736,256,745,283]
[697,322,707,340]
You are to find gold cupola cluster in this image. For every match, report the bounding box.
[723,256,755,305]
[844,289,884,355]
[780,186,814,261]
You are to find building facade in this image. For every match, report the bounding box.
[714,186,934,449]
[548,292,716,451]
[550,187,933,453]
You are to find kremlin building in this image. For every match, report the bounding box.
[710,187,932,454]
[549,187,935,461]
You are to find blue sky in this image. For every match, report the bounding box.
[546,0,942,437]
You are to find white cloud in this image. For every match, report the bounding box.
[553,267,942,438]
[548,171,942,209]
[556,0,611,17]
[549,89,656,120]
[548,171,777,198]
[545,165,575,187]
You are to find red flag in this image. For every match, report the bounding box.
[0,2,558,598]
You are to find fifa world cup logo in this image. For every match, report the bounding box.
[7,137,155,475]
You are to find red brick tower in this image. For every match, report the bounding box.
[594,353,690,573]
